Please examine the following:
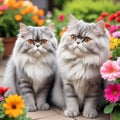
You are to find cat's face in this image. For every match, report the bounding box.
[16,23,57,58]
[60,15,109,57]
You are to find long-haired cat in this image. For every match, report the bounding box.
[3,23,57,111]
[52,15,110,118]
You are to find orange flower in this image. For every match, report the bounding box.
[14,14,22,21]
[4,0,16,8]
[15,1,23,8]
[37,9,44,16]
[20,9,27,15]
[37,19,44,26]
[32,15,39,23]
[0,11,3,15]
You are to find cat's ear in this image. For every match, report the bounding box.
[19,22,27,32]
[95,21,105,35]
[69,15,79,25]
[45,23,54,31]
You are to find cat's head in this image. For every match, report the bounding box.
[13,23,57,58]
[59,15,109,58]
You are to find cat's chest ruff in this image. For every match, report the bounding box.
[24,61,53,82]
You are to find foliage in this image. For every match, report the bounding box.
[97,11,120,56]
[0,0,45,37]
[0,86,32,120]
[51,0,120,40]
[0,38,4,54]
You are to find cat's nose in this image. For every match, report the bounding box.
[77,42,80,44]
[36,45,40,47]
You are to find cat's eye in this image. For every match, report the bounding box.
[71,34,77,41]
[41,39,47,44]
[83,37,91,42]
[27,39,34,44]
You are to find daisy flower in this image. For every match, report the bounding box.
[100,60,120,81]
[105,84,120,103]
[3,94,25,118]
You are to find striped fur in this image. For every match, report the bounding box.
[3,23,57,111]
[52,15,110,118]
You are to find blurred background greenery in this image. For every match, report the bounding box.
[48,0,120,40]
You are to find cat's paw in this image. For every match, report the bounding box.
[27,105,37,112]
[64,109,79,117]
[83,109,98,118]
[37,103,50,110]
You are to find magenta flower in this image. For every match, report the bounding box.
[112,31,120,38]
[58,14,65,22]
[109,25,120,34]
[100,60,120,81]
[105,84,120,103]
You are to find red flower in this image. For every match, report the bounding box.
[58,14,65,22]
[116,11,120,17]
[101,12,108,18]
[105,23,111,29]
[116,17,120,23]
[108,14,117,21]
[0,0,4,2]
[0,86,9,95]
[97,16,104,21]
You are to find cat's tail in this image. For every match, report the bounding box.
[3,57,17,96]
[51,70,65,109]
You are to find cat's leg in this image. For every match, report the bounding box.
[83,96,98,118]
[64,82,79,117]
[35,87,50,110]
[19,79,37,111]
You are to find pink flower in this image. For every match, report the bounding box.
[117,57,120,66]
[105,84,120,103]
[0,96,3,102]
[58,14,65,22]
[112,31,120,38]
[0,5,8,11]
[100,60,120,81]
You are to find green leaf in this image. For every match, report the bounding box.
[0,113,5,119]
[104,103,118,114]
[113,110,120,120]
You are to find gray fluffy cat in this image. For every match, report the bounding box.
[3,23,57,111]
[52,15,110,118]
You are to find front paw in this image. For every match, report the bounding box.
[37,103,50,110]
[83,109,98,118]
[27,105,37,112]
[64,109,79,117]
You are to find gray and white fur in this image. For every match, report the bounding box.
[52,15,110,118]
[3,23,57,111]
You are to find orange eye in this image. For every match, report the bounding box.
[83,37,91,42]
[71,34,77,41]
[27,39,34,44]
[41,39,47,44]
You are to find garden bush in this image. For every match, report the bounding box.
[51,0,120,40]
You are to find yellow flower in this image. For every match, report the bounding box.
[3,94,25,118]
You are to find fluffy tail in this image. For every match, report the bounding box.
[3,57,17,96]
[51,70,65,109]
